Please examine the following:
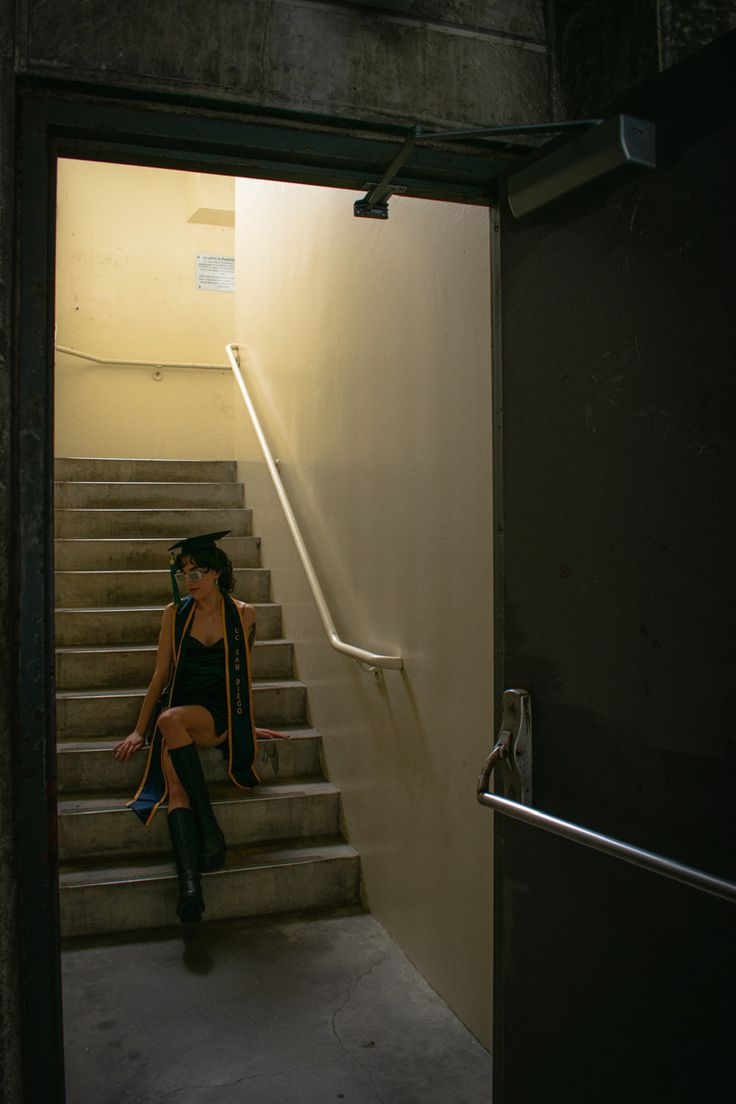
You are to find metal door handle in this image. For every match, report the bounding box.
[477,688,532,806]
[478,689,736,905]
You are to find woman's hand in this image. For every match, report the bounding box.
[113,732,145,762]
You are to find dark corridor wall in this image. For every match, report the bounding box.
[497,33,736,1102]
[550,0,736,116]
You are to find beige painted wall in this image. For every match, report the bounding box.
[54,160,240,459]
[232,179,494,1045]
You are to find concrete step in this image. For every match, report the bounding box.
[55,481,245,510]
[54,507,252,539]
[54,602,282,647]
[59,779,340,861]
[59,837,360,937]
[55,567,270,606]
[54,535,261,571]
[56,638,294,689]
[55,458,238,483]
[56,728,322,793]
[56,680,308,738]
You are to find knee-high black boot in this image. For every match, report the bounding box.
[168,743,226,872]
[168,807,204,923]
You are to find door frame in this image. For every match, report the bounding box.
[14,85,501,1102]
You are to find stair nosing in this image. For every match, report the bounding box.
[55,480,240,487]
[56,677,305,699]
[55,566,267,575]
[58,776,338,810]
[54,535,259,542]
[59,837,359,887]
[57,726,320,751]
[56,638,290,656]
[55,601,280,613]
[55,506,251,513]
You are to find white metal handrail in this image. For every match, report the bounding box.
[55,344,227,371]
[226,343,404,672]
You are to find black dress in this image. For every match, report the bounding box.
[170,635,229,737]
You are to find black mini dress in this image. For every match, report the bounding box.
[170,635,229,737]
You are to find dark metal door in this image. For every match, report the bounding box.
[491,38,736,1104]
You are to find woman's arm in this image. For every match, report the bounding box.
[242,601,256,650]
[113,604,175,761]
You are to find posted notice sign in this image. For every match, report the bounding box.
[196,254,235,292]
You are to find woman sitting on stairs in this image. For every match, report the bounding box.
[114,530,272,925]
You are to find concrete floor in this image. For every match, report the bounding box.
[62,909,492,1104]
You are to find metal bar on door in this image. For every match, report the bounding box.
[479,689,736,905]
[478,789,736,904]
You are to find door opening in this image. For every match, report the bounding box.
[48,146,495,1100]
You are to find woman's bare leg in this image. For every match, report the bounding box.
[158,705,220,810]
[158,704,218,749]
[162,749,189,811]
[158,706,227,871]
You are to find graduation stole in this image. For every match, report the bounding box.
[128,592,259,826]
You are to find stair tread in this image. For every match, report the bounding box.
[55,566,266,575]
[57,724,318,751]
[56,507,249,514]
[59,836,358,886]
[56,537,254,543]
[56,638,290,655]
[58,776,337,812]
[54,535,257,542]
[55,601,280,613]
[56,677,305,699]
[57,457,235,468]
[55,480,237,487]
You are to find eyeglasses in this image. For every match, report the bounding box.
[175,568,211,584]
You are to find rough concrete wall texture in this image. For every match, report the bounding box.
[24,0,551,127]
[549,0,736,117]
[658,0,736,67]
[551,0,659,116]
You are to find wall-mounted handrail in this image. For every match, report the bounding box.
[55,344,227,371]
[226,342,403,672]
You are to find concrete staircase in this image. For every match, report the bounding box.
[55,458,360,937]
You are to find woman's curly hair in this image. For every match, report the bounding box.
[175,545,234,593]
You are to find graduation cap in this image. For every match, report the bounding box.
[167,531,230,605]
